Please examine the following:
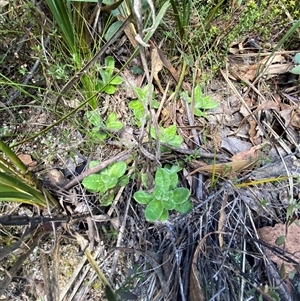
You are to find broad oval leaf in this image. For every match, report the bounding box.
[173,188,190,204]
[100,193,115,206]
[275,235,286,246]
[107,161,127,178]
[110,75,123,85]
[106,112,123,130]
[155,168,170,189]
[159,209,169,222]
[104,21,123,41]
[118,175,129,187]
[145,199,163,222]
[153,186,164,200]
[176,200,193,213]
[290,65,300,74]
[129,99,143,110]
[104,85,117,94]
[134,191,153,204]
[87,110,102,127]
[162,192,175,210]
[200,98,219,110]
[105,56,115,70]
[101,177,118,192]
[82,174,104,193]
[294,53,300,65]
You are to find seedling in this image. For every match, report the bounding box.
[182,85,219,117]
[86,110,123,141]
[133,166,192,222]
[82,161,128,206]
[129,84,158,126]
[150,125,183,149]
[96,56,123,94]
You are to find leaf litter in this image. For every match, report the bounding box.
[1,4,300,301]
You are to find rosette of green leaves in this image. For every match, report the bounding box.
[86,110,123,141]
[182,85,219,117]
[129,85,158,127]
[133,166,192,222]
[150,125,183,150]
[82,161,128,205]
[96,56,123,95]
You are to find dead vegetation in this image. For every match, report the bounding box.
[1,0,300,300]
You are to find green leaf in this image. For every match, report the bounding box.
[129,99,143,110]
[152,100,159,109]
[165,165,182,174]
[194,85,202,102]
[145,199,163,221]
[110,75,123,85]
[164,124,176,138]
[99,176,118,192]
[105,56,115,69]
[104,21,123,41]
[89,160,101,168]
[104,85,117,94]
[82,174,103,193]
[199,97,219,110]
[152,186,164,200]
[176,201,193,213]
[134,191,153,204]
[107,161,127,178]
[106,112,123,130]
[169,135,183,147]
[155,168,171,189]
[161,192,175,210]
[173,188,190,204]
[159,209,169,222]
[290,65,300,74]
[100,193,115,206]
[99,69,111,84]
[87,110,102,127]
[134,86,147,102]
[131,66,144,75]
[275,235,285,246]
[194,109,207,117]
[151,125,183,148]
[88,129,107,141]
[294,53,300,64]
[118,175,129,187]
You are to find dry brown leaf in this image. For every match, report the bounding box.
[189,241,206,301]
[190,160,255,176]
[230,54,292,81]
[18,153,37,167]
[218,191,229,248]
[151,45,164,93]
[231,145,261,161]
[249,119,257,145]
[291,109,300,129]
[279,106,294,127]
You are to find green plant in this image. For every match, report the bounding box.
[129,84,158,126]
[96,56,124,94]
[290,52,300,74]
[0,139,57,207]
[86,110,123,141]
[150,125,183,149]
[169,0,191,39]
[82,161,128,205]
[133,165,192,222]
[181,85,219,117]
